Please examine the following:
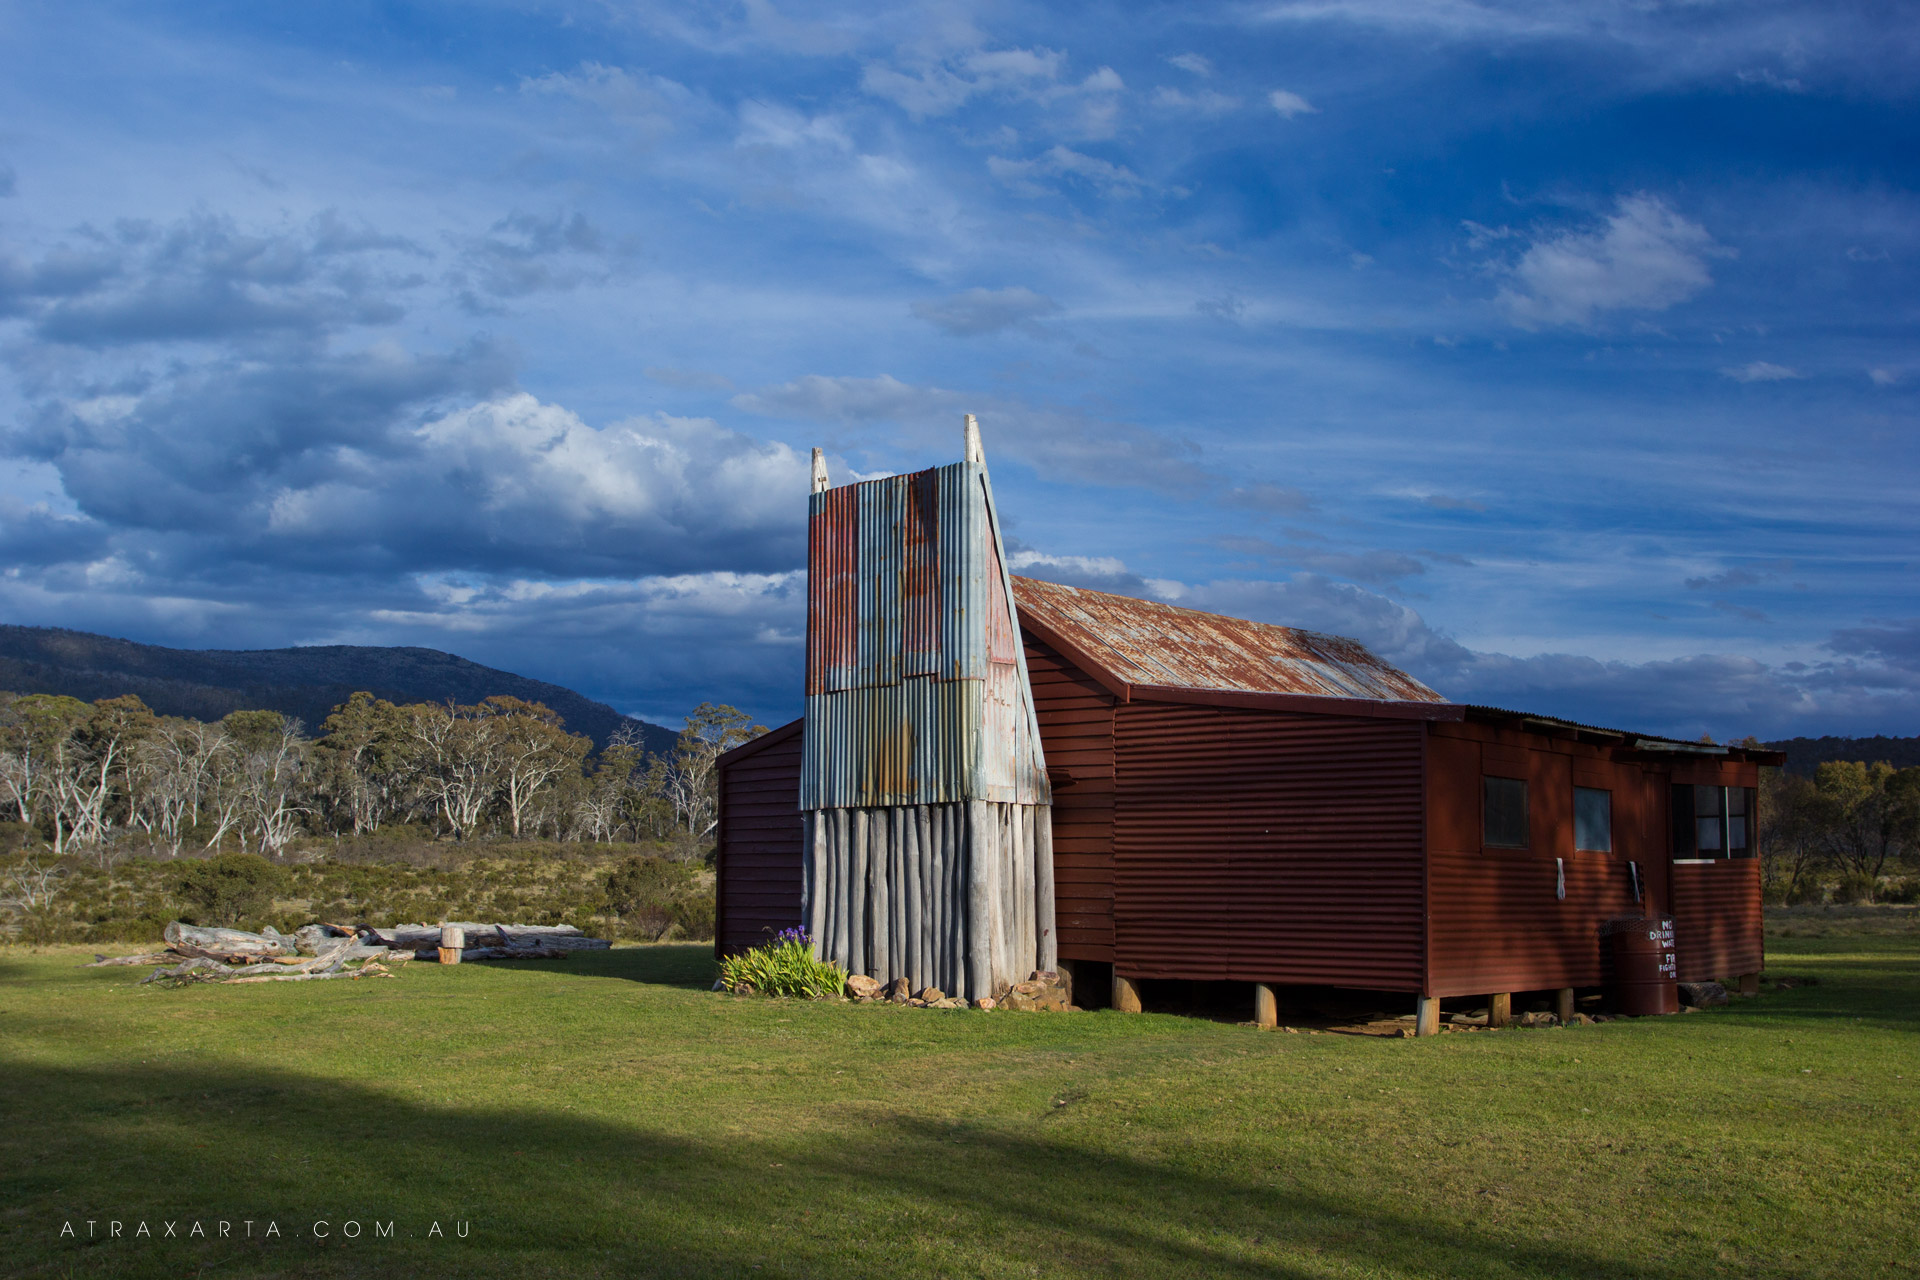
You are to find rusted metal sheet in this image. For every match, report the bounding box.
[1110,703,1427,990]
[800,457,1047,809]
[1012,576,1447,704]
[1671,860,1763,981]
[715,719,805,958]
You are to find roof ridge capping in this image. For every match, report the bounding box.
[1008,574,1449,706]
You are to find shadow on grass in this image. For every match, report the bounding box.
[8,1053,1725,1280]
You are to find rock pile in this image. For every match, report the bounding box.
[841,968,1074,1012]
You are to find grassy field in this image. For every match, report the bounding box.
[2,911,1915,1280]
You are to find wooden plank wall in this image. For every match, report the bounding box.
[1023,636,1116,962]
[715,722,805,957]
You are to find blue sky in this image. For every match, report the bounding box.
[1,0,1916,739]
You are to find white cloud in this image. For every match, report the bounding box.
[989,145,1145,198]
[520,62,697,143]
[1167,52,1213,76]
[1495,194,1728,328]
[1868,368,1898,387]
[1155,87,1241,114]
[1720,361,1802,383]
[911,286,1060,336]
[1269,89,1317,117]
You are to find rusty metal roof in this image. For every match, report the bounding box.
[1010,576,1448,705]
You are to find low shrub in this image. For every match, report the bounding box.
[1833,872,1877,905]
[605,855,700,941]
[717,929,845,999]
[176,852,288,927]
[1879,876,1920,905]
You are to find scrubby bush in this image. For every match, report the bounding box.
[1879,876,1920,905]
[176,852,287,926]
[718,929,845,999]
[604,855,697,941]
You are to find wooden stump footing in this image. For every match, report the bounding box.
[1113,973,1142,1014]
[1554,987,1575,1024]
[437,947,461,965]
[1254,982,1278,1029]
[1488,992,1511,1028]
[1415,996,1440,1037]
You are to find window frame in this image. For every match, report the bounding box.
[1671,784,1758,860]
[1574,785,1613,853]
[1482,775,1530,850]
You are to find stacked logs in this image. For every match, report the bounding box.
[85,921,611,986]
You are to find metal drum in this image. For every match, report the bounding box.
[1608,916,1678,1016]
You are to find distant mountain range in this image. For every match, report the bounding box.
[1762,735,1920,775]
[0,626,676,755]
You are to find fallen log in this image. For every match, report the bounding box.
[85,952,177,967]
[164,921,296,963]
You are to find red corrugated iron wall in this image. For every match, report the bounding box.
[1024,636,1116,962]
[1111,703,1426,989]
[1671,860,1763,981]
[716,722,805,957]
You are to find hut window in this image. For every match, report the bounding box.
[1671,785,1756,858]
[1574,787,1612,853]
[1483,776,1529,848]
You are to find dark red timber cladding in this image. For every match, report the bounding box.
[1111,702,1426,988]
[1023,635,1117,962]
[715,720,805,957]
[1426,721,1665,999]
[1670,861,1763,981]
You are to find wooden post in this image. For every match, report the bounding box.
[1254,983,1278,1029]
[438,924,464,965]
[1554,987,1575,1024]
[1488,992,1511,1028]
[1113,973,1142,1013]
[1415,996,1440,1037]
[1738,972,1760,996]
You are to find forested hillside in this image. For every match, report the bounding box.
[0,626,672,754]
[1765,735,1920,775]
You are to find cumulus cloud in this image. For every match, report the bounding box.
[1268,89,1317,117]
[1492,194,1728,328]
[988,146,1145,198]
[1167,53,1213,76]
[451,210,629,309]
[9,346,809,579]
[911,286,1059,336]
[6,211,425,348]
[1721,361,1802,383]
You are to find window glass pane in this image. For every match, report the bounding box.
[1728,815,1748,851]
[1574,787,1612,852]
[1695,785,1722,817]
[1697,816,1723,852]
[1483,776,1529,848]
[1726,787,1748,816]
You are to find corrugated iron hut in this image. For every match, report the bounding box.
[717,435,1781,1030]
[785,418,1052,1001]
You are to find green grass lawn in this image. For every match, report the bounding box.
[3,914,1916,1280]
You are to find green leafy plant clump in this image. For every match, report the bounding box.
[717,928,846,999]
